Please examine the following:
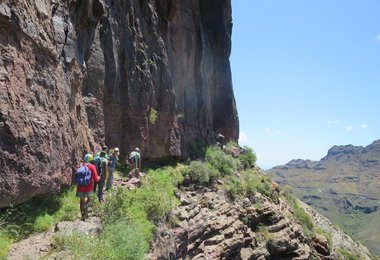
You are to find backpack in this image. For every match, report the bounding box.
[129,153,136,164]
[93,156,103,176]
[75,165,92,186]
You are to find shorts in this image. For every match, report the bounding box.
[76,191,93,198]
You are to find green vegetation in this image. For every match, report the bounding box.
[1,142,268,258]
[148,108,158,125]
[256,224,274,244]
[281,185,314,239]
[52,166,182,258]
[189,138,207,159]
[239,146,257,168]
[337,248,363,260]
[223,170,275,201]
[206,146,240,176]
[0,231,12,259]
[187,161,220,184]
[0,188,79,258]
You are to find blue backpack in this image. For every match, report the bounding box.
[75,165,92,186]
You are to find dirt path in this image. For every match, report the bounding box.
[8,232,54,260]
[7,176,142,259]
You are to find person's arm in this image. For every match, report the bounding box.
[103,160,109,179]
[91,164,100,183]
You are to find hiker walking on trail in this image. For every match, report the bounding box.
[93,151,108,202]
[75,154,99,221]
[106,147,119,191]
[96,145,109,160]
[129,148,141,169]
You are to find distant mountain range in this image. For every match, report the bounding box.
[267,140,380,256]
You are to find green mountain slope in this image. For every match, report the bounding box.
[268,140,380,255]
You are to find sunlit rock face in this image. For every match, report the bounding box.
[0,0,238,208]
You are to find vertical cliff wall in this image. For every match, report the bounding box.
[0,0,238,207]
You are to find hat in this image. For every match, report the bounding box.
[114,147,119,152]
[102,145,108,151]
[84,154,93,163]
[135,147,140,152]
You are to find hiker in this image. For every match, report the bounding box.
[129,147,141,174]
[93,151,108,202]
[95,145,109,159]
[75,154,99,221]
[106,147,119,190]
[216,134,225,149]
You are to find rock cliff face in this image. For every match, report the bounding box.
[0,0,238,208]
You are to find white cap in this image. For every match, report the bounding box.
[114,147,119,152]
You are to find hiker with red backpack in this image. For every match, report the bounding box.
[75,154,100,221]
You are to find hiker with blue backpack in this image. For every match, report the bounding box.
[75,154,100,221]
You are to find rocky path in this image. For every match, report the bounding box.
[7,176,142,259]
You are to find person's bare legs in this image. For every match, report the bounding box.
[80,197,86,220]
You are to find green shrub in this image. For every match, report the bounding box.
[0,231,12,259]
[34,213,54,232]
[189,138,207,159]
[223,175,243,200]
[148,108,158,125]
[101,167,180,224]
[188,161,220,184]
[206,146,240,176]
[53,219,151,260]
[239,146,257,169]
[281,186,314,239]
[95,220,150,259]
[222,170,275,201]
[241,170,272,199]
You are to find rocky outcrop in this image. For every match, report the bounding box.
[0,0,238,208]
[301,202,372,260]
[150,186,338,259]
[268,140,380,255]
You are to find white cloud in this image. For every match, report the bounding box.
[345,126,353,131]
[325,120,340,125]
[361,123,368,129]
[239,132,248,143]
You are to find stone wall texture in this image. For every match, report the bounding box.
[0,0,238,208]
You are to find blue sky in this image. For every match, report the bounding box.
[230,1,380,169]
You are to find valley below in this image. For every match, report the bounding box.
[268,140,380,255]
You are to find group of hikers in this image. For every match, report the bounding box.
[74,145,141,220]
